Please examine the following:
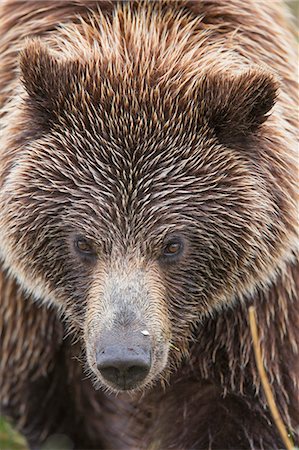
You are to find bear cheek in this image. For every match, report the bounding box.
[82,263,171,391]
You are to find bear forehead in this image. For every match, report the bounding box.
[25,126,224,210]
[18,125,252,251]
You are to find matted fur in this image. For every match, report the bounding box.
[0,1,298,449]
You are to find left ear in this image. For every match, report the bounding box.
[197,68,279,145]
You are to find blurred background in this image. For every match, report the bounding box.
[288,0,299,19]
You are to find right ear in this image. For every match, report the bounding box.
[19,39,66,114]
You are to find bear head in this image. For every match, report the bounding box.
[0,29,296,393]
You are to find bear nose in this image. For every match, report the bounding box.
[96,344,151,390]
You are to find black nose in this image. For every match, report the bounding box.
[96,344,151,390]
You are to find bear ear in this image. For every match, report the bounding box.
[19,39,67,114]
[199,68,279,145]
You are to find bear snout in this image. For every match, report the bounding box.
[95,330,152,390]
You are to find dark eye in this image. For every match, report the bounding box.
[74,237,96,258]
[162,237,184,260]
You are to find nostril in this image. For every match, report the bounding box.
[99,366,119,384]
[127,364,149,378]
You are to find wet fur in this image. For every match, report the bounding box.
[0,1,298,449]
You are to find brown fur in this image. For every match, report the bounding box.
[0,1,298,449]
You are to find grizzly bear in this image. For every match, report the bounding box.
[0,0,298,449]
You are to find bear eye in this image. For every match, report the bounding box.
[162,237,184,260]
[164,242,181,256]
[74,237,96,258]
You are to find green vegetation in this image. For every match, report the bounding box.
[0,417,27,450]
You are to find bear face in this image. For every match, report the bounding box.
[0,23,296,393]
